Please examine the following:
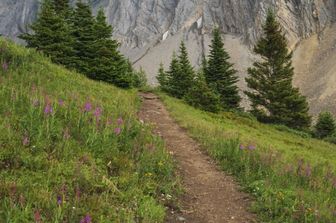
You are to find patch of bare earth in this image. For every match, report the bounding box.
[138,93,256,223]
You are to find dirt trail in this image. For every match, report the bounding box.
[138,93,256,223]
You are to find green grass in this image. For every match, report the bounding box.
[159,93,336,223]
[0,38,177,222]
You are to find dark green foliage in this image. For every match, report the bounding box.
[244,10,311,129]
[71,1,96,75]
[205,28,241,110]
[132,67,148,88]
[19,0,75,68]
[52,0,72,19]
[314,112,336,139]
[156,63,169,91]
[184,73,221,113]
[165,42,195,98]
[166,52,182,97]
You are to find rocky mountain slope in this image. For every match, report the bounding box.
[1,0,335,115]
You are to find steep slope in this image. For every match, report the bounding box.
[0,0,335,114]
[0,38,176,222]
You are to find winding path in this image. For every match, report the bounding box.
[138,93,256,223]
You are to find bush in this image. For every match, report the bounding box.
[314,112,336,138]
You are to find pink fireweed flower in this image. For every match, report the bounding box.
[58,99,64,107]
[34,210,42,223]
[80,215,92,223]
[94,107,102,118]
[22,135,30,146]
[117,117,124,125]
[84,102,92,112]
[2,61,8,71]
[248,144,256,151]
[114,127,122,135]
[239,144,245,150]
[44,104,53,115]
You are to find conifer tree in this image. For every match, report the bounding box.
[19,0,75,68]
[156,63,169,92]
[184,72,221,113]
[90,9,125,84]
[177,41,195,97]
[205,28,241,110]
[52,0,71,18]
[244,10,311,129]
[71,1,96,75]
[314,112,336,139]
[166,52,182,97]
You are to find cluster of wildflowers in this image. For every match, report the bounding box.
[80,215,92,223]
[239,143,257,151]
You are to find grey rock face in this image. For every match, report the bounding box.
[1,0,336,114]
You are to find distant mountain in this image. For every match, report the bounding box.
[1,0,335,115]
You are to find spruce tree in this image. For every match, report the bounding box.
[177,41,195,98]
[71,1,96,75]
[19,0,75,68]
[244,10,311,129]
[184,73,221,113]
[205,28,241,110]
[166,52,182,97]
[156,63,169,92]
[90,9,124,84]
[52,0,71,18]
[314,112,336,139]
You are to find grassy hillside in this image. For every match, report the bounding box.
[0,38,177,222]
[160,94,336,222]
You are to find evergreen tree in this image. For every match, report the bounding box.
[52,0,71,18]
[90,9,124,84]
[314,112,336,139]
[177,41,195,98]
[244,10,311,129]
[19,0,75,68]
[156,63,169,92]
[205,28,241,110]
[184,73,221,113]
[71,1,96,75]
[166,52,182,97]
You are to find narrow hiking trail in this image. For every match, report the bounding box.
[138,93,256,223]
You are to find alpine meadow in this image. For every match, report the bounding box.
[1,0,336,223]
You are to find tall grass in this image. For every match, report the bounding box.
[160,93,336,223]
[0,38,177,222]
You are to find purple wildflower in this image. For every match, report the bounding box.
[84,102,92,112]
[22,135,30,146]
[2,61,8,71]
[57,195,62,205]
[94,107,102,118]
[58,99,64,107]
[248,144,256,151]
[114,127,121,136]
[239,144,245,150]
[44,104,53,115]
[117,117,124,125]
[80,215,92,223]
